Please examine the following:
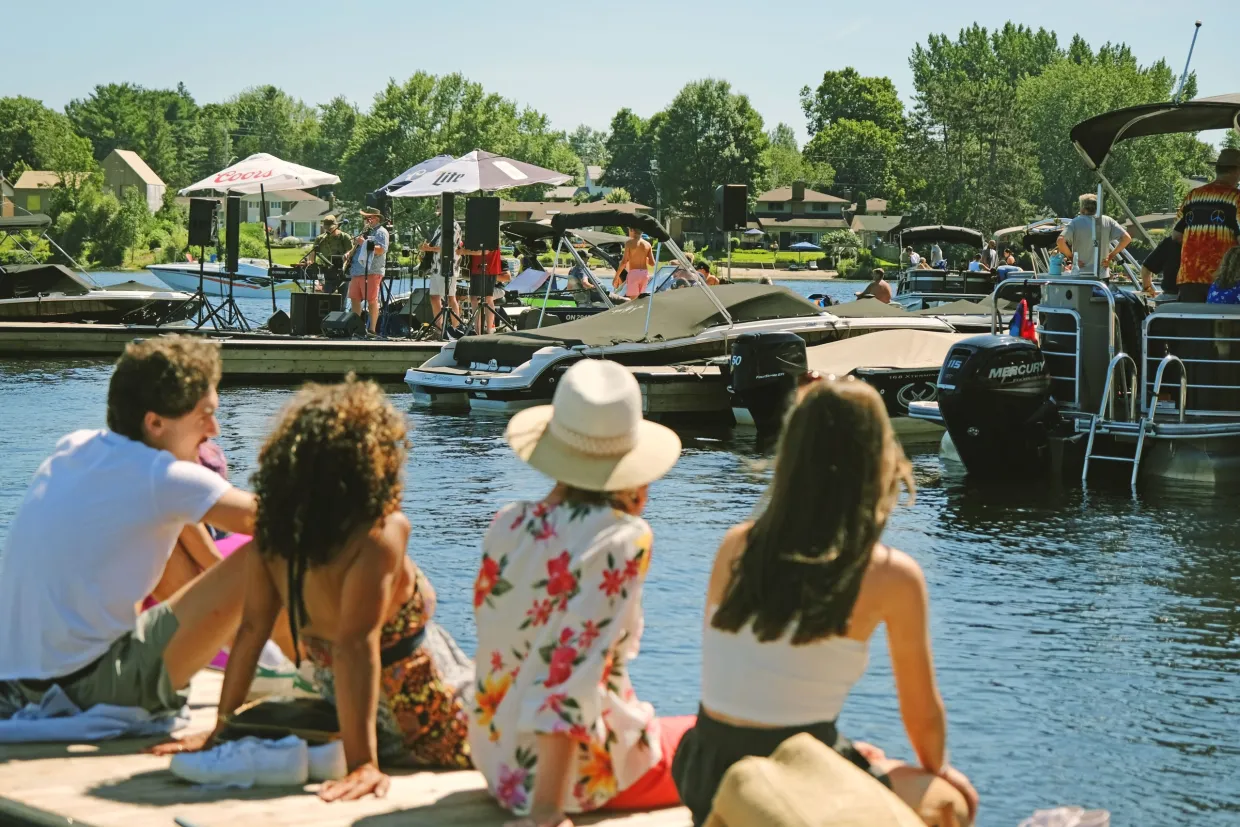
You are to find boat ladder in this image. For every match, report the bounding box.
[1082,354,1187,487]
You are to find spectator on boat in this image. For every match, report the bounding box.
[0,337,260,717]
[470,359,691,825]
[967,254,987,273]
[856,268,892,303]
[930,243,944,268]
[1172,147,1240,303]
[916,258,933,270]
[350,208,387,336]
[695,260,720,286]
[671,377,977,827]
[1003,248,1017,266]
[759,275,774,285]
[905,247,921,268]
[1056,193,1131,278]
[161,379,472,800]
[420,202,464,331]
[1140,236,1182,298]
[982,240,999,271]
[615,228,655,298]
[1207,247,1240,305]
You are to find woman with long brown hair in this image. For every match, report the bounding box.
[672,377,978,826]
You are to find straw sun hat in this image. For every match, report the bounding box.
[505,359,682,491]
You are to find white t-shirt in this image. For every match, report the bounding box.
[0,430,231,680]
[909,252,921,266]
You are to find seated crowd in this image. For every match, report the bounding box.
[0,336,976,826]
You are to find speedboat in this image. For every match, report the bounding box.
[406,212,955,412]
[908,93,1240,489]
[147,258,304,296]
[0,215,198,324]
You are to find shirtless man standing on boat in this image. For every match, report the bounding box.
[0,336,277,716]
[615,227,655,299]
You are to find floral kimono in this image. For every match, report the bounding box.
[470,499,660,816]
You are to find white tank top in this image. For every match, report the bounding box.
[700,609,869,727]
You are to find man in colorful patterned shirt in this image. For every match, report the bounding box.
[1173,147,1240,302]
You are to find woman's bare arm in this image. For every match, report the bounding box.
[882,549,948,773]
[219,544,280,719]
[704,522,752,615]
[178,523,224,572]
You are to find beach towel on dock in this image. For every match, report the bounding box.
[0,683,187,743]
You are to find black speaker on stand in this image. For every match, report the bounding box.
[161,198,222,328]
[464,196,501,250]
[214,195,250,330]
[715,184,747,283]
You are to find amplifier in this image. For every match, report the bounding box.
[321,310,364,340]
[291,292,345,336]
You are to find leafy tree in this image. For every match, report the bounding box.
[109,187,154,264]
[600,108,657,205]
[804,119,900,202]
[604,187,632,203]
[568,125,609,167]
[229,86,319,164]
[0,97,94,179]
[762,122,833,191]
[307,96,358,176]
[799,68,905,136]
[655,79,769,228]
[198,103,237,176]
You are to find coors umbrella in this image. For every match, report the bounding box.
[179,153,340,195]
[388,150,571,197]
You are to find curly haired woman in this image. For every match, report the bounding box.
[168,379,471,801]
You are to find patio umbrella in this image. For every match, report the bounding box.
[181,154,340,313]
[788,240,823,264]
[380,154,455,194]
[388,150,571,197]
[743,228,764,236]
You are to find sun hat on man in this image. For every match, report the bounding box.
[321,214,338,228]
[359,207,382,218]
[505,359,681,491]
[1215,147,1240,170]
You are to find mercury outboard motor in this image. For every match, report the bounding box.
[729,332,806,443]
[937,334,1056,478]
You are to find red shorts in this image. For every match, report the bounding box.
[349,274,381,304]
[604,714,696,810]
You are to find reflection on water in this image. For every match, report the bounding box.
[1,277,1238,824]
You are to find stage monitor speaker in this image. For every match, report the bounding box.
[321,310,364,340]
[290,291,344,336]
[188,198,216,247]
[266,310,291,335]
[225,195,241,274]
[716,184,747,231]
[464,196,501,251]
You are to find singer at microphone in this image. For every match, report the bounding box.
[302,215,352,294]
[349,208,388,336]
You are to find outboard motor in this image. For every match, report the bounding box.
[729,332,806,443]
[937,334,1057,478]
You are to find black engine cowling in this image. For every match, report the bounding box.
[937,334,1056,477]
[729,332,807,439]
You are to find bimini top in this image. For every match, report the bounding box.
[501,221,627,248]
[454,283,822,368]
[0,215,53,232]
[1070,93,1240,169]
[550,210,670,243]
[900,225,984,246]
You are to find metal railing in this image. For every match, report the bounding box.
[1142,311,1240,419]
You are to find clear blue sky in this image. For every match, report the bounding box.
[9,0,1238,145]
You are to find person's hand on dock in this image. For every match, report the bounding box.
[147,726,219,756]
[318,761,390,802]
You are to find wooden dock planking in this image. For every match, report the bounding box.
[0,323,442,383]
[0,671,691,827]
[630,365,731,418]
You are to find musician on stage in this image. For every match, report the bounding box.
[351,208,388,336]
[300,215,353,294]
[419,203,463,335]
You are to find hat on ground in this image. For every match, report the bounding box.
[359,207,382,217]
[1216,147,1240,168]
[505,360,681,491]
[321,214,337,226]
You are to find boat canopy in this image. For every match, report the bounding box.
[900,225,985,246]
[550,210,670,243]
[0,215,53,232]
[1070,93,1240,169]
[501,221,626,248]
[0,263,92,299]
[454,283,821,368]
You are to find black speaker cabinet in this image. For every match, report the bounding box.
[290,292,344,336]
[188,198,216,247]
[464,196,501,250]
[225,195,241,274]
[716,184,747,231]
[321,310,364,340]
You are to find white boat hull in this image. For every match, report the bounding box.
[147,261,302,297]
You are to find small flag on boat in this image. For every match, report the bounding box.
[1009,299,1037,342]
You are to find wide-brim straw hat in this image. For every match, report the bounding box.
[359,207,382,217]
[505,359,681,491]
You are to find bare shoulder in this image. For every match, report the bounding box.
[868,545,927,593]
[719,521,752,560]
[359,513,409,571]
[707,521,752,603]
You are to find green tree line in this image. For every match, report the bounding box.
[0,23,1226,268]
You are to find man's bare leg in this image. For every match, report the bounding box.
[161,541,295,688]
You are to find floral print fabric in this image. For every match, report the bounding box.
[470,500,660,816]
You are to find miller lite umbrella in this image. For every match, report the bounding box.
[388,150,571,197]
[179,153,340,195]
[380,154,455,194]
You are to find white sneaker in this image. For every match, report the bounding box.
[170,735,309,788]
[307,741,347,781]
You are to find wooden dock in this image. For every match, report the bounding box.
[0,671,690,827]
[0,323,442,383]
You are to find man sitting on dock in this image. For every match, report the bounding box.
[0,336,261,716]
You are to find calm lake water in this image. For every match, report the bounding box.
[1,275,1238,825]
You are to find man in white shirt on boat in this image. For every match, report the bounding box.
[0,337,264,715]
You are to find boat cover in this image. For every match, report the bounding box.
[828,298,914,318]
[806,329,969,375]
[454,284,822,368]
[900,225,985,246]
[0,264,91,299]
[550,210,670,243]
[0,215,53,232]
